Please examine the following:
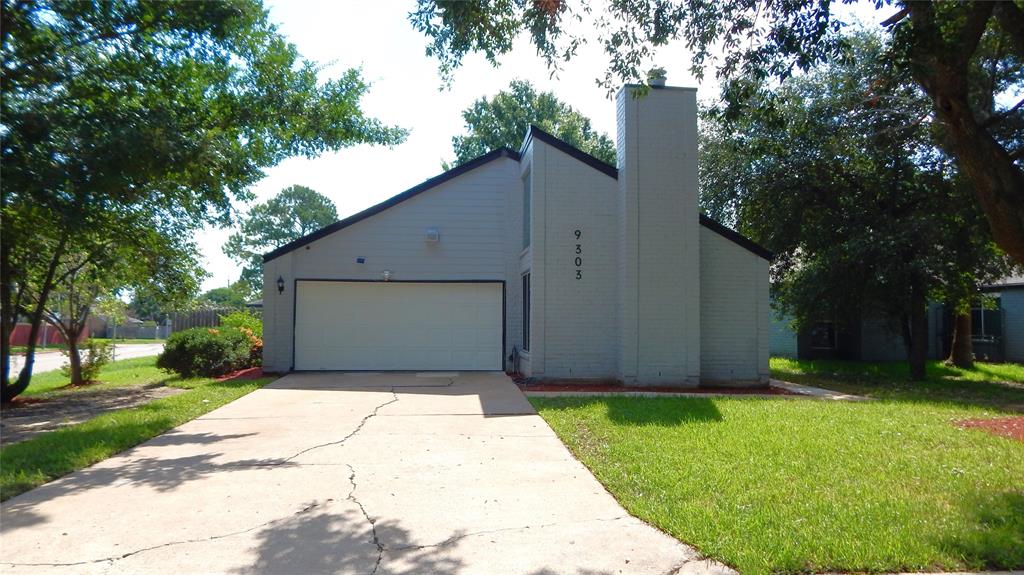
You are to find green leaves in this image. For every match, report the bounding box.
[450,79,616,166]
[699,30,1016,334]
[1,0,405,397]
[223,185,339,288]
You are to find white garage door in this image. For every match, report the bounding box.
[294,281,503,371]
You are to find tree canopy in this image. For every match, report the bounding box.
[449,79,616,167]
[197,282,253,310]
[700,31,1016,378]
[1,0,406,401]
[224,185,339,288]
[410,0,1024,264]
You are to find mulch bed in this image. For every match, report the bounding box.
[216,366,264,382]
[516,379,794,395]
[956,416,1024,442]
[1,396,48,407]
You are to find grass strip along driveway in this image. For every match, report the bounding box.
[1,358,274,501]
[532,361,1024,575]
[16,356,171,398]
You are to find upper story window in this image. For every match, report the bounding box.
[522,171,531,249]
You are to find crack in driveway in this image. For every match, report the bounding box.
[1,386,403,571]
[278,388,399,464]
[346,463,385,575]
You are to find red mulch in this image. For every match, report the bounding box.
[1,396,48,408]
[957,416,1024,442]
[216,367,264,382]
[516,380,794,395]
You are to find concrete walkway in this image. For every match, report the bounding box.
[9,343,164,374]
[0,372,731,575]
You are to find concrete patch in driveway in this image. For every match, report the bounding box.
[1,371,734,574]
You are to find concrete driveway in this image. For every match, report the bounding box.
[0,372,731,575]
[9,343,164,374]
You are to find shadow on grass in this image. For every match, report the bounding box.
[534,396,723,426]
[776,364,1024,413]
[941,490,1024,569]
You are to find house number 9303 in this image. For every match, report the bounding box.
[573,229,582,280]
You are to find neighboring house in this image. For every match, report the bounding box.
[262,85,772,386]
[982,275,1024,363]
[771,275,1022,363]
[770,307,944,362]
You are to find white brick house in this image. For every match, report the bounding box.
[261,85,772,386]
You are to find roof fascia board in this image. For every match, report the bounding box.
[521,125,619,180]
[698,215,773,260]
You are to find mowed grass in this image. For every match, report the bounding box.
[18,356,169,398]
[1,365,274,501]
[532,395,1024,574]
[772,358,1024,410]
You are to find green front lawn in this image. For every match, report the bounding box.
[533,389,1024,574]
[1,361,274,501]
[18,356,171,398]
[772,358,1024,410]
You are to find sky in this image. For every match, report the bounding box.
[196,0,884,292]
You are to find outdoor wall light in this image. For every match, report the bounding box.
[276,276,285,294]
[425,227,440,242]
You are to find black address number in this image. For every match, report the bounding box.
[573,229,583,280]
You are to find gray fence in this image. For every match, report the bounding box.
[107,324,172,340]
[172,308,233,331]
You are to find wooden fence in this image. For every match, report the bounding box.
[171,308,233,332]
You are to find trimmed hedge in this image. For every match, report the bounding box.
[156,328,252,378]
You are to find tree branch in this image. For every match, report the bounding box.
[982,97,1024,128]
[953,2,996,71]
[881,7,910,27]
[994,1,1024,56]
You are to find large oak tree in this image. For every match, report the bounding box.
[699,32,1016,378]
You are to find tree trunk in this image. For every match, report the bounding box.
[908,284,929,381]
[59,317,89,385]
[66,337,83,386]
[1,238,12,390]
[936,94,1024,265]
[905,2,1024,265]
[1,236,68,403]
[946,311,974,369]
